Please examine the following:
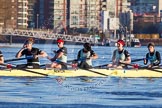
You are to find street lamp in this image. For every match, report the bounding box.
[37,14,39,29]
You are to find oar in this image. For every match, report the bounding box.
[93,64,108,68]
[80,68,108,76]
[0,63,48,76]
[40,59,79,68]
[93,58,148,69]
[41,59,109,76]
[131,58,144,62]
[5,58,27,62]
[119,62,162,73]
[131,58,157,62]
[4,56,33,62]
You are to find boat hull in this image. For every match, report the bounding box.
[0,68,162,78]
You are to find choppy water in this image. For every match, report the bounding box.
[0,44,162,108]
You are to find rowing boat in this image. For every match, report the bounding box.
[0,68,162,78]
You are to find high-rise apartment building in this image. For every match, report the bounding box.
[34,0,50,29]
[0,0,29,29]
[0,0,36,29]
[35,0,67,30]
[1,0,133,32]
[36,0,102,32]
[28,0,37,28]
[17,0,28,29]
[69,0,101,29]
[0,0,17,28]
[53,0,67,30]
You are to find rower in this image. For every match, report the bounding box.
[46,38,67,69]
[144,42,161,68]
[16,38,47,69]
[77,43,98,69]
[108,39,131,69]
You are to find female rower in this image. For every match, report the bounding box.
[77,43,98,69]
[108,39,131,69]
[16,38,47,69]
[144,42,161,68]
[46,38,67,69]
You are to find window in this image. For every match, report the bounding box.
[11,17,14,20]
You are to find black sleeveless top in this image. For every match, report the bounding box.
[21,47,42,64]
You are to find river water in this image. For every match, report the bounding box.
[0,44,162,108]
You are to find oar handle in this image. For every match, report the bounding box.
[93,64,108,68]
[4,56,33,62]
[132,58,144,62]
[67,58,89,63]
[131,58,153,63]
[119,62,151,69]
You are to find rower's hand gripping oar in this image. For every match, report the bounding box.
[45,58,110,76]
[40,59,79,69]
[67,59,110,76]
[54,60,78,69]
[93,58,150,69]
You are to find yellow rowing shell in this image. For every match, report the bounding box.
[0,68,162,78]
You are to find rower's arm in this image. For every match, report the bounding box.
[0,56,4,64]
[37,51,48,58]
[50,52,63,62]
[124,56,131,64]
[157,51,161,64]
[90,50,98,59]
[0,51,4,64]
[16,48,25,58]
[153,51,161,66]
[77,50,81,60]
[91,53,98,59]
[144,53,148,65]
[112,50,116,63]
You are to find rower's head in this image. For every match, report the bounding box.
[24,38,34,48]
[57,38,64,48]
[147,42,155,52]
[83,43,91,51]
[117,39,125,50]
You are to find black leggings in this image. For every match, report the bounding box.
[78,62,92,69]
[16,64,40,69]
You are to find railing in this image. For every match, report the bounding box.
[0,28,95,43]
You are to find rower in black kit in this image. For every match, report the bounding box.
[15,38,47,69]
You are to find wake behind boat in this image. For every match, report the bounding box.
[0,68,162,78]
